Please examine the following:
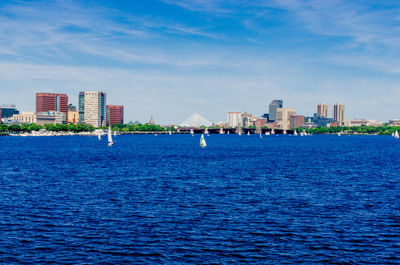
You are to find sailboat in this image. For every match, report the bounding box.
[169,131,172,135]
[338,132,342,136]
[294,130,298,136]
[108,126,113,146]
[259,133,263,139]
[98,134,101,140]
[395,130,399,139]
[271,129,275,135]
[247,131,250,136]
[200,134,207,147]
[227,131,230,135]
[190,129,194,136]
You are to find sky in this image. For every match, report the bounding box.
[0,0,400,124]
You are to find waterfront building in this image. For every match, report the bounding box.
[0,104,20,118]
[12,112,37,124]
[344,119,383,127]
[333,103,345,126]
[316,103,328,118]
[36,93,68,123]
[106,105,124,126]
[276,108,295,130]
[79,91,107,127]
[389,120,400,126]
[36,111,66,125]
[241,112,253,128]
[308,113,333,127]
[68,111,79,124]
[78,92,85,123]
[290,115,305,129]
[227,112,242,128]
[269,100,283,122]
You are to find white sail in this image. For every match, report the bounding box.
[98,134,101,140]
[294,130,298,136]
[259,133,263,139]
[200,134,207,147]
[395,130,399,139]
[108,126,113,146]
[227,131,230,135]
[271,129,275,135]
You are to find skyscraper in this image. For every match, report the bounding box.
[106,105,124,126]
[78,92,85,123]
[316,103,328,118]
[79,91,106,127]
[36,93,68,123]
[269,100,283,122]
[333,103,345,125]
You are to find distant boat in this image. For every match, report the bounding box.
[108,126,113,146]
[395,130,399,139]
[294,130,298,136]
[247,131,250,136]
[190,129,194,136]
[271,129,275,135]
[227,131,230,135]
[200,134,207,147]
[338,132,342,136]
[114,131,117,137]
[98,134,101,140]
[259,133,263,139]
[169,131,172,135]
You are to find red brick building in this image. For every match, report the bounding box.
[106,105,124,126]
[290,115,305,129]
[36,93,68,123]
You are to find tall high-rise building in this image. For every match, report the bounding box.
[316,103,328,118]
[333,103,345,125]
[269,100,283,122]
[79,91,106,127]
[276,108,295,130]
[78,92,85,123]
[36,93,68,123]
[227,112,241,128]
[106,105,124,126]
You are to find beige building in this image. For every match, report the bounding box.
[36,111,65,125]
[333,103,345,125]
[12,112,37,124]
[68,111,79,124]
[276,108,295,130]
[317,103,328,118]
[82,91,107,127]
[227,112,241,128]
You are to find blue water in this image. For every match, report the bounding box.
[0,135,399,264]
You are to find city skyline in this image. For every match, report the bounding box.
[0,1,399,123]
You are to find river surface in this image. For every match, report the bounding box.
[0,134,399,264]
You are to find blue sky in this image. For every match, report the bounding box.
[0,0,399,123]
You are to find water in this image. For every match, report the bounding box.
[0,135,399,264]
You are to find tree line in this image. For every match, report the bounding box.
[294,125,400,135]
[0,123,172,133]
